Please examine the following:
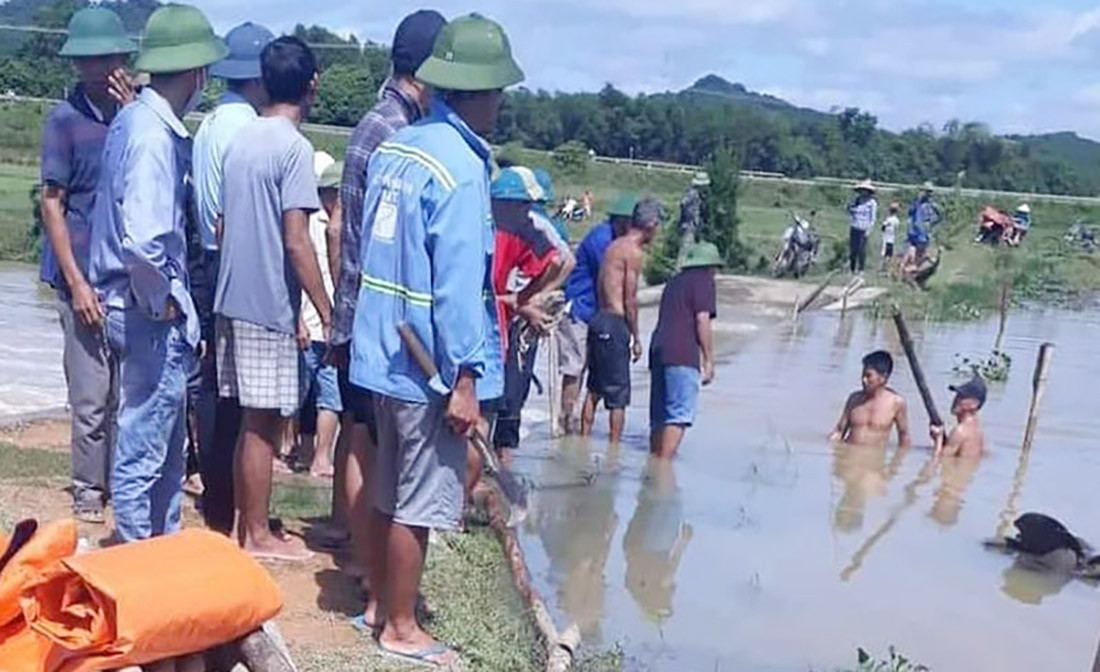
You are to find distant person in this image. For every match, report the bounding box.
[830,350,911,448]
[298,154,344,479]
[39,6,136,523]
[558,194,636,435]
[931,376,987,458]
[326,9,445,589]
[582,189,593,220]
[881,201,900,268]
[582,197,662,443]
[908,181,942,253]
[215,36,327,562]
[648,242,721,459]
[191,20,275,535]
[1010,203,1031,246]
[86,5,227,541]
[679,172,710,246]
[847,179,877,274]
[348,15,521,666]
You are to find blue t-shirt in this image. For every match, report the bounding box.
[564,221,614,323]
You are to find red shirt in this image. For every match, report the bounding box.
[492,214,559,342]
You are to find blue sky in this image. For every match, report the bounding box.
[186,0,1100,140]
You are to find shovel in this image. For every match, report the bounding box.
[397,323,529,526]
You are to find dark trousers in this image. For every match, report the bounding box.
[493,324,539,451]
[189,249,241,534]
[849,228,868,273]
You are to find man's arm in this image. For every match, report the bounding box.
[624,249,642,362]
[41,185,103,326]
[830,394,855,442]
[325,198,343,284]
[894,396,912,448]
[285,209,331,337]
[119,133,186,320]
[696,311,715,385]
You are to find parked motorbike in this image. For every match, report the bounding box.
[1064,219,1097,253]
[773,210,820,278]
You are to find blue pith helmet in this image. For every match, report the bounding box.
[491,166,545,202]
[210,22,275,80]
[533,168,555,204]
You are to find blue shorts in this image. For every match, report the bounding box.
[301,342,343,413]
[649,364,700,429]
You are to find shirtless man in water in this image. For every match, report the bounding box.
[581,197,662,442]
[830,350,911,447]
[931,375,986,458]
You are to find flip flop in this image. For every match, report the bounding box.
[349,612,382,635]
[248,547,314,563]
[376,640,458,669]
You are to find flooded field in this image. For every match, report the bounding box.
[0,262,65,419]
[515,304,1100,671]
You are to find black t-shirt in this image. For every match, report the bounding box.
[650,268,717,369]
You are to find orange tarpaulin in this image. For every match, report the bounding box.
[2,527,282,672]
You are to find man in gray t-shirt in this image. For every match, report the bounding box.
[213,36,329,562]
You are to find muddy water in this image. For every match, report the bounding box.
[515,305,1100,671]
[0,263,65,419]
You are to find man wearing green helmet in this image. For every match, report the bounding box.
[40,6,137,524]
[349,13,523,667]
[87,4,228,542]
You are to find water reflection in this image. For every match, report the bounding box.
[531,441,620,638]
[1002,562,1074,605]
[929,457,981,527]
[623,457,692,623]
[832,443,911,532]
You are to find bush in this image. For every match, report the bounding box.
[644,221,681,285]
[552,140,589,175]
[699,145,745,268]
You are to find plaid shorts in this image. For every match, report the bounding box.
[216,316,300,416]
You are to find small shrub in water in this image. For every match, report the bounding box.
[856,646,929,672]
[953,350,1011,381]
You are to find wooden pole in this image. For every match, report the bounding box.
[891,308,944,428]
[995,343,1055,539]
[548,331,561,439]
[1021,342,1054,453]
[795,270,839,317]
[993,282,1010,353]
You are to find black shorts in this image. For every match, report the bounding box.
[586,311,631,410]
[337,364,377,444]
[884,242,895,258]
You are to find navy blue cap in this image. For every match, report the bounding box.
[210,22,275,80]
[950,375,988,407]
[391,10,446,76]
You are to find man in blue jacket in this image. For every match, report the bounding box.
[557,193,636,435]
[349,14,522,667]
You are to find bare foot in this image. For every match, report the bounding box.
[243,533,313,562]
[309,462,335,479]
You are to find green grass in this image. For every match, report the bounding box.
[0,441,69,481]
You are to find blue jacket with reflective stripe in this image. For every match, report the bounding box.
[350,96,503,404]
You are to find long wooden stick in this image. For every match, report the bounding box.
[993,282,1010,353]
[795,270,839,316]
[892,308,944,428]
[995,343,1055,539]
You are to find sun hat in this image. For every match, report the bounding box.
[921,180,935,192]
[318,162,344,190]
[692,172,711,187]
[209,22,274,80]
[415,13,524,91]
[1017,203,1031,214]
[533,168,555,205]
[491,166,544,202]
[681,241,724,269]
[392,10,447,76]
[59,7,137,58]
[313,151,335,179]
[949,375,988,408]
[133,4,229,75]
[608,192,640,218]
[854,178,876,192]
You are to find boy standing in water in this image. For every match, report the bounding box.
[930,376,986,458]
[830,351,911,447]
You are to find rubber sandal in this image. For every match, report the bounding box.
[349,612,381,635]
[376,640,457,669]
[248,547,314,563]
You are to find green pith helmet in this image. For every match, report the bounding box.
[59,7,137,58]
[608,193,640,218]
[134,4,229,74]
[416,13,524,91]
[680,241,724,269]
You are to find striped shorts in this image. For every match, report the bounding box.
[216,317,301,416]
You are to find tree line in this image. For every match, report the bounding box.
[0,0,1094,197]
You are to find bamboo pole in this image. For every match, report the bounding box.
[473,484,580,671]
[795,270,839,317]
[548,331,562,439]
[993,282,1010,353]
[891,308,944,428]
[996,343,1055,539]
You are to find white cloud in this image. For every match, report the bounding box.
[563,0,804,25]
